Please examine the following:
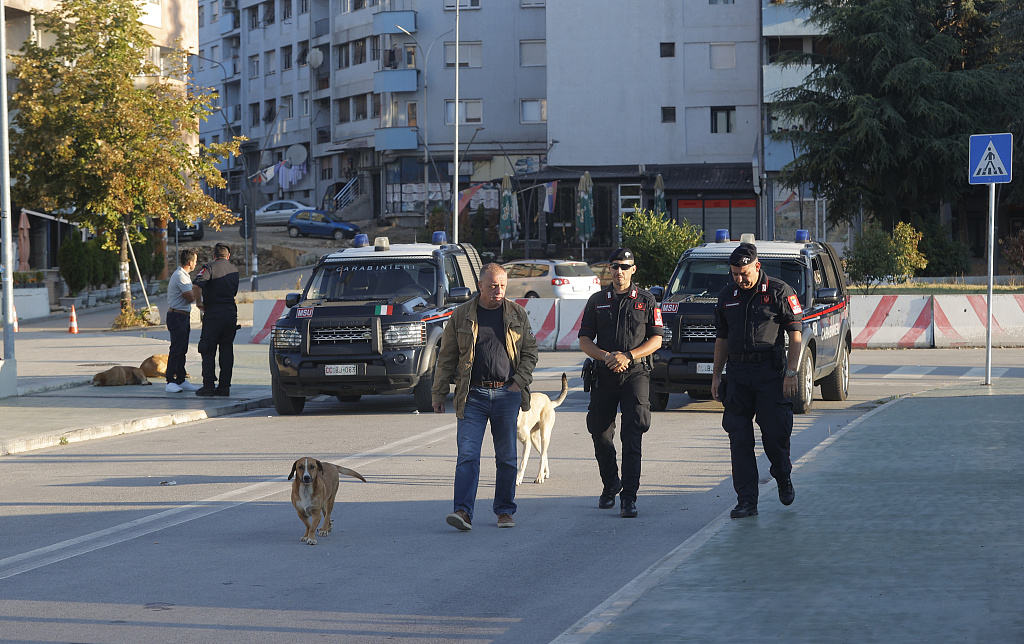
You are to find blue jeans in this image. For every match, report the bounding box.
[454,385,521,521]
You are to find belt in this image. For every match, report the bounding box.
[168,308,191,315]
[729,351,772,363]
[471,379,510,389]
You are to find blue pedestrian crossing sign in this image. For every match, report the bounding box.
[969,133,1012,184]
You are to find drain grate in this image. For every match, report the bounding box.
[77,363,121,367]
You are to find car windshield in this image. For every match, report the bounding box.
[305,261,438,301]
[666,258,805,298]
[554,263,595,277]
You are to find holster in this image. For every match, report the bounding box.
[581,358,596,392]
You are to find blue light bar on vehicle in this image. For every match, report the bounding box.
[352,233,369,247]
[795,229,811,243]
[715,229,729,243]
[432,231,448,245]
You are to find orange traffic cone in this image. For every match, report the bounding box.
[68,305,79,334]
[11,305,17,332]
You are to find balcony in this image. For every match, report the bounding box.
[373,10,416,35]
[374,126,418,151]
[374,68,418,94]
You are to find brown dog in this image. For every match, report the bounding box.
[140,354,170,378]
[92,366,151,386]
[288,458,367,545]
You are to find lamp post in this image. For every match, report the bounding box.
[450,126,484,236]
[452,2,460,243]
[307,47,324,210]
[1,0,16,381]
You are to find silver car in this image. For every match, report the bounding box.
[502,260,601,299]
[254,199,312,226]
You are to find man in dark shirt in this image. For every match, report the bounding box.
[192,243,240,397]
[711,243,803,518]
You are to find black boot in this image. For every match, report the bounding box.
[620,498,637,518]
[777,475,795,506]
[599,483,622,509]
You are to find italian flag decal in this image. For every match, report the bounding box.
[375,305,393,315]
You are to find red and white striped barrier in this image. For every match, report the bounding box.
[250,299,287,344]
[514,299,558,350]
[932,294,1024,348]
[556,300,588,351]
[851,295,932,349]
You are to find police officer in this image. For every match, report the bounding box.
[193,242,240,397]
[578,248,664,518]
[711,242,802,519]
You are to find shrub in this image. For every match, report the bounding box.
[622,206,704,288]
[911,211,971,277]
[1002,229,1024,274]
[57,234,90,296]
[845,221,928,294]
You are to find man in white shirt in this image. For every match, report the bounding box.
[165,249,200,393]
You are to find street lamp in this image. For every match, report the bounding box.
[307,47,324,210]
[450,126,484,237]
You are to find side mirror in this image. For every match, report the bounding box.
[814,287,841,304]
[649,285,665,302]
[447,287,472,304]
[284,292,302,308]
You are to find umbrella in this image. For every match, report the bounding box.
[654,173,666,217]
[499,175,519,251]
[575,171,594,257]
[18,210,31,271]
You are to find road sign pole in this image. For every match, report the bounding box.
[986,182,995,385]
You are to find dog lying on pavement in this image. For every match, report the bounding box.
[141,354,170,378]
[92,366,151,386]
[288,457,367,545]
[516,373,569,485]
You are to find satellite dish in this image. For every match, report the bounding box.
[285,144,308,166]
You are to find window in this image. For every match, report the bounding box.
[249,102,260,126]
[710,43,735,69]
[248,54,259,77]
[445,99,482,125]
[299,0,309,13]
[248,7,259,29]
[660,42,675,58]
[661,106,676,123]
[281,0,292,21]
[210,45,219,62]
[197,49,205,71]
[709,0,734,4]
[282,95,293,119]
[198,6,205,27]
[520,99,546,123]
[297,41,309,66]
[282,45,293,70]
[406,101,417,127]
[353,0,367,9]
[265,49,276,75]
[405,45,417,68]
[444,0,480,8]
[767,36,804,63]
[521,0,545,5]
[336,43,350,69]
[264,99,277,123]
[445,42,482,68]
[352,39,366,65]
[711,107,735,133]
[352,94,367,121]
[520,40,545,67]
[372,93,381,119]
[337,97,351,124]
[263,1,275,25]
[211,0,219,21]
[300,91,310,116]
[371,35,380,61]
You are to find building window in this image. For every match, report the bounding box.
[282,45,293,70]
[372,93,381,119]
[248,54,259,77]
[210,45,219,62]
[264,99,277,123]
[211,0,219,21]
[444,42,482,68]
[198,6,205,27]
[767,36,804,63]
[661,106,676,123]
[520,99,546,123]
[299,0,309,13]
[352,39,366,65]
[262,1,275,25]
[265,50,277,75]
[248,7,259,30]
[300,91,310,116]
[711,107,735,133]
[445,99,482,125]
[371,36,380,61]
[353,0,367,9]
[444,0,480,8]
[352,94,367,121]
[520,40,545,67]
[197,49,205,71]
[282,95,293,119]
[336,43,350,69]
[710,43,735,69]
[297,41,309,66]
[406,101,417,127]
[709,0,734,4]
[337,97,351,124]
[281,0,292,21]
[250,102,260,127]
[660,42,675,58]
[521,0,545,6]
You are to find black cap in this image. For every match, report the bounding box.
[729,243,757,267]
[609,247,635,263]
[214,242,231,257]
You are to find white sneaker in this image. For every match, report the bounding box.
[165,382,183,393]
[178,381,200,392]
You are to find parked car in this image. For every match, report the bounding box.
[589,261,614,288]
[254,200,312,226]
[167,218,204,241]
[288,209,361,241]
[502,260,601,299]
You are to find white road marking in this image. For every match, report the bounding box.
[881,365,935,378]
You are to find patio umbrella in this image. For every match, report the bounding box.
[17,210,31,271]
[654,173,667,217]
[575,171,594,258]
[499,174,519,254]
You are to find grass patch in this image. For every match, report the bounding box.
[851,279,1024,295]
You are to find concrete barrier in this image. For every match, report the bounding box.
[932,294,1024,348]
[556,299,588,350]
[514,298,558,350]
[250,299,287,344]
[851,295,932,349]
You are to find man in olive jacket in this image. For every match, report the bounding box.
[432,263,539,531]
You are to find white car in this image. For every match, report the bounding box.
[254,200,312,226]
[502,260,601,299]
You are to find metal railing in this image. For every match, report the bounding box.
[332,175,361,211]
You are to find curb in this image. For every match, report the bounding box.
[0,396,273,457]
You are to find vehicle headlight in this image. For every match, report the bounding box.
[383,322,426,347]
[661,327,673,347]
[272,326,303,349]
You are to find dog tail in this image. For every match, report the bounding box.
[335,466,368,483]
[550,373,569,409]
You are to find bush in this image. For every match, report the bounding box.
[1002,229,1024,274]
[911,211,971,277]
[622,207,704,288]
[58,234,90,296]
[845,221,928,294]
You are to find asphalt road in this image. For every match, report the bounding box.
[1,348,1019,643]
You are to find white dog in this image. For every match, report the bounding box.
[516,373,569,485]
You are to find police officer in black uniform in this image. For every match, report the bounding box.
[578,248,664,518]
[193,242,240,397]
[711,243,803,518]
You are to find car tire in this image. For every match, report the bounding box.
[335,394,361,403]
[272,374,305,415]
[413,347,439,413]
[288,226,300,238]
[525,292,539,298]
[649,385,669,411]
[686,388,713,400]
[791,351,814,414]
[333,229,345,241]
[820,340,850,401]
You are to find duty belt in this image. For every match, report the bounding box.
[471,379,510,389]
[728,352,772,363]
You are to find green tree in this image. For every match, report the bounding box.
[11,0,242,310]
[845,221,928,293]
[622,207,704,288]
[57,234,89,297]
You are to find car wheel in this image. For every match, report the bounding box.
[272,374,305,415]
[525,292,539,298]
[288,226,300,238]
[333,229,345,241]
[413,346,439,413]
[820,340,850,401]
[335,394,361,403]
[649,384,669,411]
[686,388,713,400]
[791,351,814,414]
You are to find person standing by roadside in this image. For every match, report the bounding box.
[578,248,664,518]
[193,243,239,397]
[165,249,200,393]
[432,263,539,531]
[711,242,802,519]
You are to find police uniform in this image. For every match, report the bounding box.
[579,268,663,512]
[194,245,240,395]
[714,244,802,514]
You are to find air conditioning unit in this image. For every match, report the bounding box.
[223,0,238,9]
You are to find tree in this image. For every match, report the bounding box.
[10,0,242,310]
[845,221,928,293]
[622,207,704,288]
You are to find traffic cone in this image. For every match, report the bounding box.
[68,305,79,334]
[11,305,17,332]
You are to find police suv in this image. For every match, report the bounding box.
[650,230,851,414]
[269,232,483,415]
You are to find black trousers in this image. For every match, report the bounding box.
[165,311,191,384]
[721,360,793,504]
[198,309,237,389]
[586,366,651,502]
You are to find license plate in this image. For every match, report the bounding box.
[325,364,357,376]
[696,363,714,374]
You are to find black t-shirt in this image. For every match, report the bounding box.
[194,257,239,313]
[472,304,511,382]
[714,271,802,353]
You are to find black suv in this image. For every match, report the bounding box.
[167,218,204,241]
[269,233,484,415]
[650,230,851,413]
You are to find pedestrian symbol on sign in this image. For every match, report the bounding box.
[972,141,1007,178]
